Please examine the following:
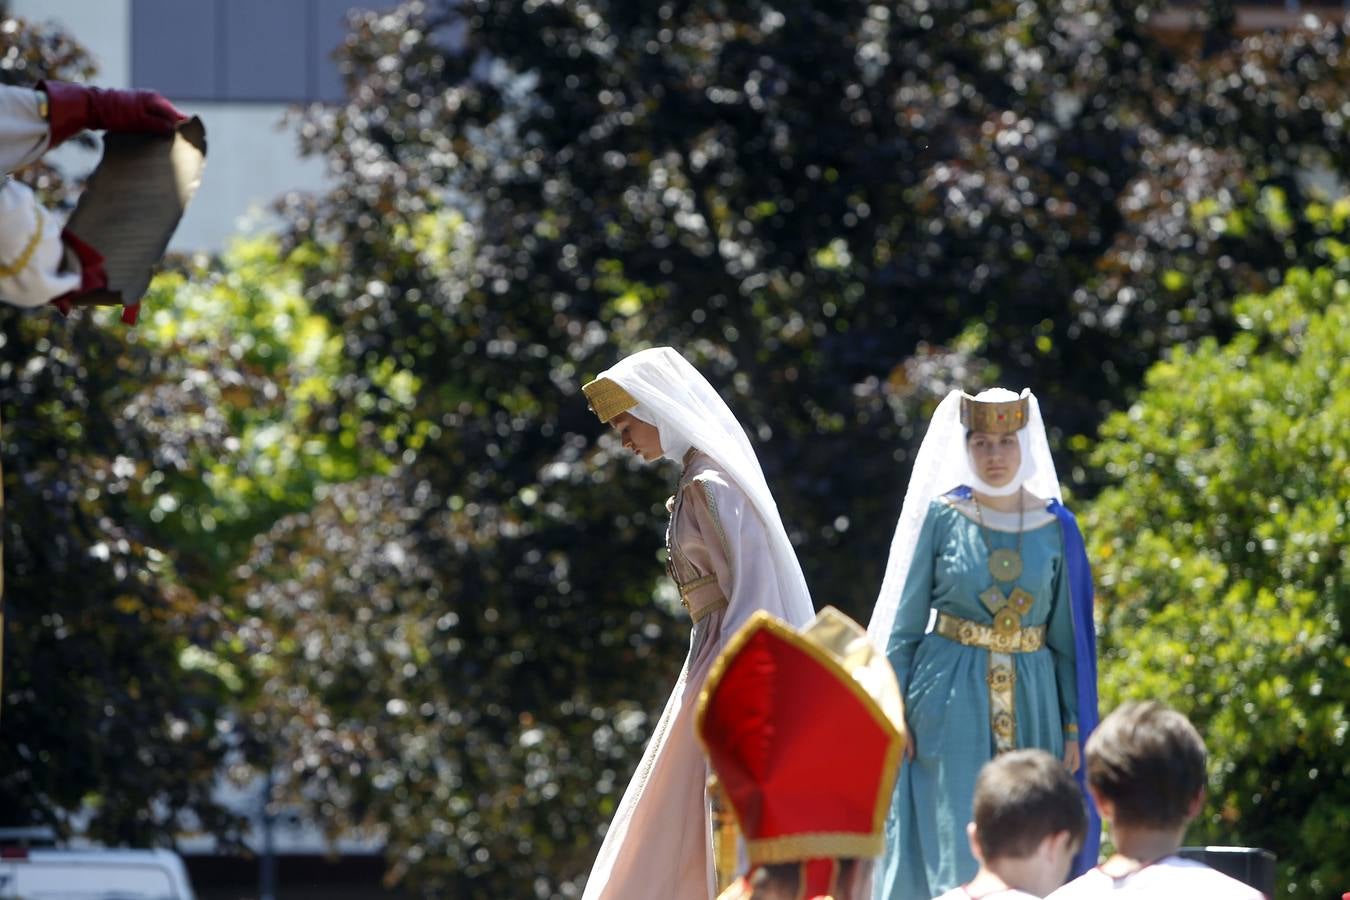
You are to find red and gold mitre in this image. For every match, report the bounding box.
[959,389,1029,434]
[696,608,907,899]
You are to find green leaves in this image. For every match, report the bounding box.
[1085,268,1349,897]
[8,5,1350,897]
[127,239,424,583]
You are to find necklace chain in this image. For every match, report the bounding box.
[973,488,1024,583]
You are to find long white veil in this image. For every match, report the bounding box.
[865,388,1062,649]
[596,347,815,627]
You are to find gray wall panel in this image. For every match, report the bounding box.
[314,0,365,103]
[131,0,219,100]
[132,0,396,103]
[223,0,311,102]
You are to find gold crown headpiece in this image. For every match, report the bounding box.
[581,376,638,423]
[959,392,1029,434]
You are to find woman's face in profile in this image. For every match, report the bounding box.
[967,431,1021,488]
[611,411,663,462]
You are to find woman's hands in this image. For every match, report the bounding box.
[1063,739,1081,774]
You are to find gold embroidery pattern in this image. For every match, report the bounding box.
[0,201,44,279]
[700,478,735,581]
[677,572,728,623]
[687,594,729,624]
[666,457,731,624]
[580,375,637,422]
[709,774,740,893]
[935,612,1043,754]
[680,572,719,595]
[959,392,1029,433]
[988,651,1016,753]
[934,612,1045,654]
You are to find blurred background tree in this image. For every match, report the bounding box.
[266,2,1350,892]
[0,19,237,845]
[1085,262,1349,897]
[3,1,1349,896]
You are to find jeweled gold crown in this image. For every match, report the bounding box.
[960,392,1028,433]
[581,376,638,423]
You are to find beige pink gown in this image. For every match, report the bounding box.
[583,450,801,900]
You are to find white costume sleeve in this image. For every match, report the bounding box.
[687,472,795,640]
[0,177,80,307]
[0,85,81,308]
[0,84,52,173]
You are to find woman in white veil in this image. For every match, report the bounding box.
[868,389,1100,900]
[578,347,815,900]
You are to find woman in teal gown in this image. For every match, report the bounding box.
[868,388,1100,900]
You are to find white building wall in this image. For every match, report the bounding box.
[11,0,331,252]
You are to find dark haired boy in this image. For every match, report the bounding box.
[935,749,1087,899]
[1048,701,1262,899]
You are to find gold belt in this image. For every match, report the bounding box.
[934,612,1046,654]
[678,573,727,624]
[936,611,1043,753]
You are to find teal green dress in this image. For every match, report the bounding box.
[876,494,1078,900]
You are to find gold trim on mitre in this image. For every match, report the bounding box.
[747,831,884,865]
[581,376,638,423]
[959,391,1029,434]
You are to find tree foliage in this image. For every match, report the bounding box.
[0,18,413,843]
[1085,264,1349,896]
[195,2,1350,895]
[0,17,236,844]
[6,3,1350,897]
[263,3,1350,893]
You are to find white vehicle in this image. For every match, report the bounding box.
[0,848,197,899]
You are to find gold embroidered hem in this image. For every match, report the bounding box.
[933,612,1046,653]
[709,774,740,893]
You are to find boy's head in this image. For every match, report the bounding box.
[969,749,1087,893]
[748,859,872,900]
[1085,700,1207,831]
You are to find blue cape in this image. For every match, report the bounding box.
[1048,498,1101,876]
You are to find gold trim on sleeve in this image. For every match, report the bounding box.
[699,478,736,585]
[680,573,719,595]
[0,202,45,279]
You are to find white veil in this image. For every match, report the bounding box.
[865,388,1063,649]
[596,347,815,627]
